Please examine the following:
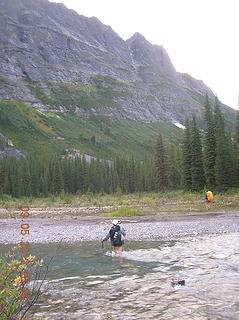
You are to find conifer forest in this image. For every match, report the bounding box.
[1,95,239,198]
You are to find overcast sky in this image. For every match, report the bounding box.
[50,0,239,110]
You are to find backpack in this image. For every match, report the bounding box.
[109,225,122,246]
[207,191,213,201]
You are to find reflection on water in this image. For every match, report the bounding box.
[2,233,239,319]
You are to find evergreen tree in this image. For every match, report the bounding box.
[92,157,103,193]
[51,157,63,195]
[0,158,6,194]
[110,163,118,193]
[139,163,146,192]
[154,134,168,192]
[42,167,49,197]
[82,155,89,193]
[182,117,192,190]
[149,158,156,191]
[76,156,84,193]
[226,128,236,186]
[234,110,239,184]
[191,115,205,191]
[176,148,183,188]
[16,158,25,197]
[128,157,136,193]
[121,159,129,193]
[22,160,31,196]
[167,145,181,189]
[88,158,96,192]
[134,160,141,192]
[214,98,233,191]
[4,168,12,195]
[203,94,216,188]
[102,161,110,193]
[61,159,69,193]
[29,156,40,197]
[8,158,18,197]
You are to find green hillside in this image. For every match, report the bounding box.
[0,100,183,159]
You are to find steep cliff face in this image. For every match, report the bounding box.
[0,0,135,82]
[0,0,234,124]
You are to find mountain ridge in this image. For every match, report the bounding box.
[0,0,236,159]
[0,0,234,124]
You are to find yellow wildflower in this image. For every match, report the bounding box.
[28,255,35,262]
[14,276,22,286]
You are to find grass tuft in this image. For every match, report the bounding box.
[102,206,145,217]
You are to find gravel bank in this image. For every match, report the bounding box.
[0,212,239,244]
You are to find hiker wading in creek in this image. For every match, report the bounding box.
[101,220,126,257]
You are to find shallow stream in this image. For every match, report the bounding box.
[2,233,239,319]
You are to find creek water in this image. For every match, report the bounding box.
[2,233,239,319]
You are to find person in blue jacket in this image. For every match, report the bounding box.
[101,219,126,257]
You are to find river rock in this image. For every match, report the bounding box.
[51,299,64,305]
[171,279,185,286]
[84,280,104,287]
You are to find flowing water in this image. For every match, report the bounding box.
[2,233,239,319]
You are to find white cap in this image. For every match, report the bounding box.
[112,219,119,225]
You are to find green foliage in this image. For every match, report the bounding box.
[180,95,238,193]
[191,115,205,191]
[167,145,181,190]
[1,93,239,196]
[0,100,182,159]
[0,247,45,319]
[0,252,21,319]
[203,94,216,188]
[92,74,131,87]
[27,77,133,110]
[1,189,239,216]
[0,152,180,198]
[115,186,122,196]
[233,111,239,184]
[0,134,7,150]
[102,206,145,217]
[154,134,168,191]
[59,189,72,204]
[182,117,192,190]
[214,98,235,191]
[0,101,57,155]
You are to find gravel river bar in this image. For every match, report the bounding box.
[0,211,239,244]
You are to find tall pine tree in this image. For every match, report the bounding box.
[203,94,216,188]
[234,110,239,184]
[214,98,233,191]
[191,115,205,191]
[154,134,168,192]
[182,117,192,190]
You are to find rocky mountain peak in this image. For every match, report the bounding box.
[127,32,148,43]
[0,0,234,125]
[127,32,176,77]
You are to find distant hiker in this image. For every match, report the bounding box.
[101,219,126,257]
[205,190,213,210]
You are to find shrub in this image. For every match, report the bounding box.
[0,246,47,319]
